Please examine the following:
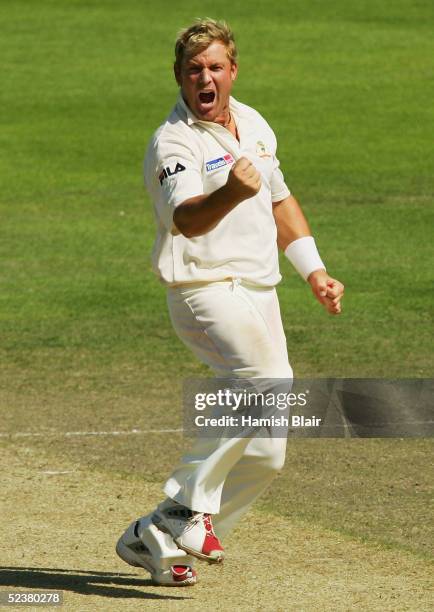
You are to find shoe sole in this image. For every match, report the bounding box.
[174,539,225,564]
[152,513,225,564]
[116,536,154,572]
[116,536,197,587]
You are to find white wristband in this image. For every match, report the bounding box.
[284,236,326,281]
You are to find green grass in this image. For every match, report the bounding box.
[0,0,433,563]
[1,0,433,385]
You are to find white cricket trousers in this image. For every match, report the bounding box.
[163,279,293,539]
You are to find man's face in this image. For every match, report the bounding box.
[175,41,238,123]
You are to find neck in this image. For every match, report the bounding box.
[214,104,231,128]
[222,112,232,127]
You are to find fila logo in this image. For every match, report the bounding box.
[159,162,186,185]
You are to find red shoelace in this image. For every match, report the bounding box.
[202,514,224,553]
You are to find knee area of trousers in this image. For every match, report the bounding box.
[267,452,286,473]
[277,364,294,382]
[258,445,287,473]
[258,364,294,382]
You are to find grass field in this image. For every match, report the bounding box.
[1,1,433,610]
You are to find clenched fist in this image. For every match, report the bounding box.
[308,269,345,315]
[225,157,261,203]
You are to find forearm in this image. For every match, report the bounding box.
[173,157,261,238]
[282,222,344,313]
[274,194,326,281]
[173,185,242,238]
[275,197,344,314]
[272,195,311,250]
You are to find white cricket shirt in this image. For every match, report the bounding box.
[144,94,291,287]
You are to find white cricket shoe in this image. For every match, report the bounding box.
[152,499,224,564]
[116,514,197,586]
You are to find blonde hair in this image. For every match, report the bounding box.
[174,18,237,70]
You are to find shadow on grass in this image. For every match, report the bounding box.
[0,566,193,601]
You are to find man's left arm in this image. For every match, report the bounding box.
[272,195,344,315]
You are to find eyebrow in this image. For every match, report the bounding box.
[186,60,224,68]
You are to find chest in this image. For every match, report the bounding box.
[195,124,275,193]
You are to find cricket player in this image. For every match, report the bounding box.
[116,18,344,586]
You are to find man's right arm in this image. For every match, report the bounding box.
[173,157,261,238]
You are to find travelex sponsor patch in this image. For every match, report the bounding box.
[205,154,235,173]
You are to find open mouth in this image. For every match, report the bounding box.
[198,91,215,104]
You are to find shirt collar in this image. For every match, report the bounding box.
[176,93,199,125]
[176,92,241,127]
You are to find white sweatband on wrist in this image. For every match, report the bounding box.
[284,236,326,281]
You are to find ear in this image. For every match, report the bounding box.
[174,63,181,86]
[230,62,238,82]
